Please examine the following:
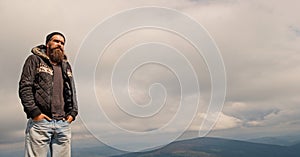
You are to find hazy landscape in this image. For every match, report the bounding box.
[2,135,299,157]
[71,135,300,157]
[111,137,300,157]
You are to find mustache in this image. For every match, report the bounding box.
[53,46,64,52]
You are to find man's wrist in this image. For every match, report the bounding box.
[33,114,43,121]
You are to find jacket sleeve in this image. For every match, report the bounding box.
[65,62,78,120]
[70,76,78,120]
[63,62,78,120]
[18,55,42,119]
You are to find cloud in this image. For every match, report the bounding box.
[223,102,280,122]
[214,112,242,129]
[189,112,242,131]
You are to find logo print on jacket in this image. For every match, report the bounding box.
[67,69,72,77]
[37,63,53,75]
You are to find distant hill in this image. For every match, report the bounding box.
[247,136,291,146]
[112,137,300,157]
[247,135,300,146]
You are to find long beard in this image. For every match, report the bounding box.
[48,48,64,63]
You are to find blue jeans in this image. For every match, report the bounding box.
[25,119,71,157]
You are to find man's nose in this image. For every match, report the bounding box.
[57,42,62,47]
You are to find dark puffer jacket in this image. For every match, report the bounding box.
[19,45,78,120]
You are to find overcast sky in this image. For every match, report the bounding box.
[1,0,300,154]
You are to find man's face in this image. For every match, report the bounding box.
[46,35,65,63]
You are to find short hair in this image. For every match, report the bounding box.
[45,32,65,44]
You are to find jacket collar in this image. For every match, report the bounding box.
[31,44,68,62]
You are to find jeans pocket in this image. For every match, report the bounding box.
[32,118,48,124]
[60,119,70,125]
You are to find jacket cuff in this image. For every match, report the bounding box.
[29,108,42,119]
[69,111,78,121]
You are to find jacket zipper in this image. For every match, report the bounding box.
[49,63,54,119]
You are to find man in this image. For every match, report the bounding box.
[19,32,78,157]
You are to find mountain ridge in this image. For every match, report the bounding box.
[112,137,300,157]
[247,135,300,146]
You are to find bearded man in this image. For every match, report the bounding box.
[19,32,78,157]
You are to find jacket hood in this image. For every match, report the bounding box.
[31,44,68,61]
